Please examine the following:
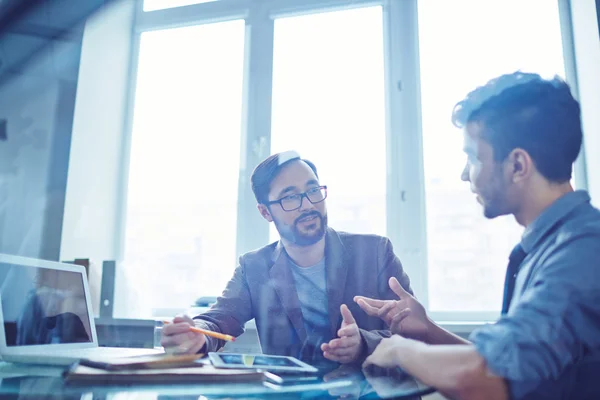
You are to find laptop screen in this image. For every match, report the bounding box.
[0,262,92,346]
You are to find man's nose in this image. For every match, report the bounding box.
[461,163,470,182]
[298,195,316,212]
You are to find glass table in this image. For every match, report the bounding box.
[0,362,435,399]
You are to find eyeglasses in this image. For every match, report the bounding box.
[265,186,328,212]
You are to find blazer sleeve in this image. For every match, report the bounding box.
[378,237,413,296]
[192,257,254,352]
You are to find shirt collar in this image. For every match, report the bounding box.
[521,190,591,254]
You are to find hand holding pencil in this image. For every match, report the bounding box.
[160,315,207,355]
[163,319,235,342]
[161,315,235,355]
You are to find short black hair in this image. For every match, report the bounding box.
[251,151,319,204]
[452,71,582,183]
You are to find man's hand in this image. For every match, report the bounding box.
[355,277,430,341]
[362,335,406,369]
[321,304,364,364]
[161,314,206,354]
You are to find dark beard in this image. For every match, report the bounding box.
[275,211,327,246]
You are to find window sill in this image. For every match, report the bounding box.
[438,321,492,339]
[153,308,491,339]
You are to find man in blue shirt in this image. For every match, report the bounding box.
[358,72,600,399]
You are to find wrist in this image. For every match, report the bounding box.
[392,342,404,366]
[351,334,367,364]
[424,316,438,344]
[391,336,414,366]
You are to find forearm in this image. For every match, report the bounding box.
[190,264,253,352]
[192,318,227,352]
[393,339,472,393]
[426,319,471,345]
[392,339,508,400]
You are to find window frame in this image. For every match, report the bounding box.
[119,0,587,323]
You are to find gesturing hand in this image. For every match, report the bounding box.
[321,304,364,364]
[355,277,430,341]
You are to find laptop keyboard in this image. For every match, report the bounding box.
[61,347,160,358]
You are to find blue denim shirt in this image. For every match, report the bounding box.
[470,191,600,399]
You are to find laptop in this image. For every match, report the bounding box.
[0,254,161,366]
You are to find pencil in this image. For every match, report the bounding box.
[162,320,236,342]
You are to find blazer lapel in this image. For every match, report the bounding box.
[269,242,307,342]
[325,228,348,337]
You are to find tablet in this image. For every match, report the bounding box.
[208,353,319,373]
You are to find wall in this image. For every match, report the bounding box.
[0,45,80,260]
[60,0,135,264]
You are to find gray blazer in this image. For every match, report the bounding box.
[194,228,413,363]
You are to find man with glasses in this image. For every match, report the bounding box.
[162,151,413,367]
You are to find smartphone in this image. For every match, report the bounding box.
[264,371,321,386]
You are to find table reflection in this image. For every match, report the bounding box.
[0,365,434,400]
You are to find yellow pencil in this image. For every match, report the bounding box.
[162,320,236,342]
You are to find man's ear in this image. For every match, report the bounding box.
[257,203,273,222]
[507,148,533,184]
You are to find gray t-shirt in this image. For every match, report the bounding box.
[289,257,332,361]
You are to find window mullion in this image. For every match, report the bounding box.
[383,0,429,309]
[235,5,275,260]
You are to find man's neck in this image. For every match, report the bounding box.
[282,237,326,267]
[514,182,574,227]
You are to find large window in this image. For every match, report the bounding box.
[121,20,245,317]
[418,0,566,314]
[270,6,387,242]
[121,0,580,320]
[143,0,216,12]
